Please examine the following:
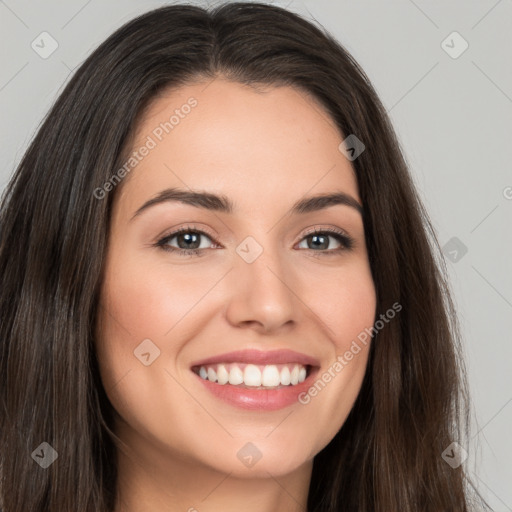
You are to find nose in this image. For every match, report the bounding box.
[224,241,298,334]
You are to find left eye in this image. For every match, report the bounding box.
[297,232,344,251]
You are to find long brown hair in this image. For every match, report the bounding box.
[0,3,490,511]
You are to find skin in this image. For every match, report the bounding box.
[95,77,377,512]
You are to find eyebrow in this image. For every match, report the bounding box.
[130,187,363,221]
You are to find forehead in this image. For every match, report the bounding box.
[115,78,360,217]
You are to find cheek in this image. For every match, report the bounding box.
[309,262,377,350]
[94,254,215,451]
[291,263,376,447]
[99,255,219,345]
[95,248,230,395]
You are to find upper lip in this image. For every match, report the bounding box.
[190,349,320,368]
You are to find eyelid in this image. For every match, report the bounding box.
[298,225,352,241]
[155,223,218,243]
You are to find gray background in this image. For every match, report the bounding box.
[1,0,511,508]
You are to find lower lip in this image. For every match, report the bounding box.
[193,368,319,411]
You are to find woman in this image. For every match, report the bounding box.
[0,2,490,511]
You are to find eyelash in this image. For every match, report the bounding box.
[153,224,355,258]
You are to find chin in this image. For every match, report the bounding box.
[194,434,317,478]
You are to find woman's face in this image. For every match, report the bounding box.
[95,77,376,479]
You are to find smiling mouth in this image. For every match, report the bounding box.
[191,362,314,389]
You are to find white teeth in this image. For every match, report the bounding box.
[244,364,261,386]
[228,366,244,385]
[290,365,299,385]
[262,365,280,387]
[196,362,310,388]
[207,367,217,382]
[280,366,291,385]
[217,364,229,385]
